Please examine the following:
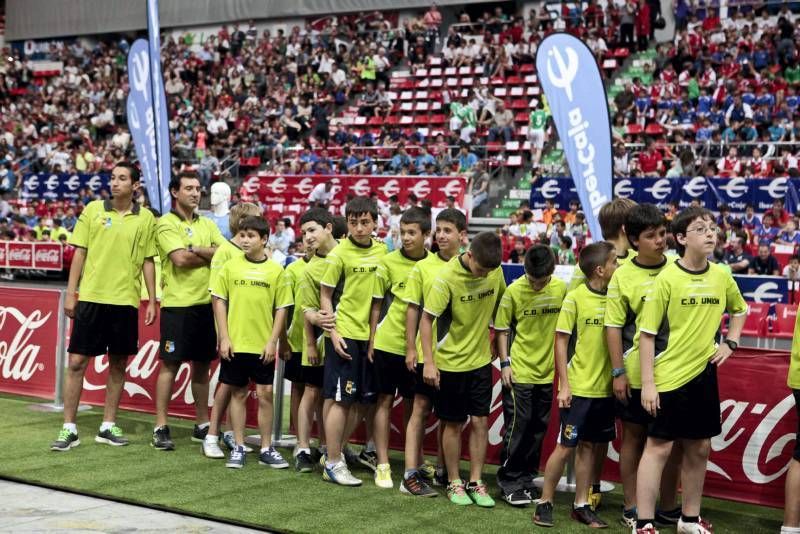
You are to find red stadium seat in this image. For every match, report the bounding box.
[742,302,770,337]
[773,304,798,339]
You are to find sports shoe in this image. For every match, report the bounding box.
[447,479,473,506]
[259,447,289,469]
[418,462,436,481]
[503,488,532,507]
[677,517,713,534]
[655,507,681,525]
[533,501,554,527]
[374,463,393,488]
[466,480,495,508]
[358,449,378,472]
[226,445,245,469]
[295,451,315,473]
[151,426,175,451]
[433,466,448,487]
[95,426,129,446]
[588,486,603,511]
[323,460,363,486]
[635,523,660,534]
[51,428,80,451]
[202,438,225,459]
[620,508,637,529]
[221,431,253,453]
[571,504,608,528]
[319,453,327,468]
[310,447,323,465]
[191,424,209,443]
[400,472,437,497]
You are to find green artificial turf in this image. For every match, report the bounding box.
[0,394,783,533]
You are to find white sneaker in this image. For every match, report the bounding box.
[323,460,362,486]
[374,463,393,489]
[202,438,225,459]
[677,517,713,534]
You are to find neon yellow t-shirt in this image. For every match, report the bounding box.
[208,239,243,291]
[495,276,567,384]
[423,255,506,372]
[555,284,612,398]
[157,211,225,307]
[285,256,311,353]
[320,237,387,341]
[299,253,330,366]
[403,251,450,363]
[70,200,157,308]
[373,249,428,356]
[640,261,747,392]
[210,255,293,354]
[604,256,674,388]
[568,248,637,291]
[789,310,800,389]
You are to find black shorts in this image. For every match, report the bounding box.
[284,351,304,383]
[434,364,492,423]
[373,349,415,399]
[414,363,438,401]
[648,363,721,441]
[68,302,139,356]
[616,388,652,426]
[323,337,376,404]
[794,389,800,461]
[220,353,275,388]
[559,396,616,447]
[159,304,217,362]
[303,364,324,388]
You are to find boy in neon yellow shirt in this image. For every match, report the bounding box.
[784,311,800,534]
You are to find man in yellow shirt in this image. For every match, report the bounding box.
[51,162,157,451]
[152,172,224,451]
[784,313,800,534]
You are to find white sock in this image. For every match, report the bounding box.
[99,421,114,432]
[365,440,376,453]
[205,434,218,444]
[781,527,800,533]
[261,446,273,453]
[197,422,210,430]
[295,447,311,457]
[63,423,77,434]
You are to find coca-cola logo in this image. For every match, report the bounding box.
[0,307,49,381]
[9,248,31,261]
[35,249,61,263]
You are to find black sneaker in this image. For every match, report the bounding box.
[296,451,315,473]
[343,447,359,468]
[310,447,323,465]
[51,428,80,451]
[152,426,175,451]
[358,449,378,472]
[191,424,209,443]
[655,507,681,525]
[95,426,129,446]
[503,488,532,507]
[571,504,608,529]
[621,507,637,529]
[400,472,438,497]
[533,501,554,527]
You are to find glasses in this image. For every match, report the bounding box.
[686,225,718,235]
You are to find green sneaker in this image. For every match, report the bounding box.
[95,425,129,446]
[466,480,496,508]
[447,479,473,506]
[51,428,80,451]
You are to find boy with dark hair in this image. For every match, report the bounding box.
[210,216,293,469]
[295,208,338,472]
[604,204,680,528]
[368,207,431,488]
[784,313,800,534]
[401,208,467,497]
[421,231,506,507]
[319,196,387,486]
[534,241,618,529]
[203,202,263,458]
[495,245,567,506]
[635,207,747,534]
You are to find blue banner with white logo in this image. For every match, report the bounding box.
[20,173,110,200]
[530,177,800,215]
[147,0,172,215]
[126,39,160,212]
[536,34,612,240]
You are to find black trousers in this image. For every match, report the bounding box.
[497,383,553,493]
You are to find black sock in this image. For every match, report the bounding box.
[592,483,601,493]
[637,519,655,528]
[681,515,699,523]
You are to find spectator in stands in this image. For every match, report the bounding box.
[638,138,664,176]
[757,213,781,245]
[508,237,527,263]
[724,232,753,274]
[749,243,781,276]
[456,143,478,172]
[770,198,791,226]
[783,254,800,280]
[308,180,334,208]
[487,101,515,144]
[268,218,293,255]
[470,161,491,214]
[542,199,558,226]
[777,220,800,246]
[556,235,575,265]
[742,204,762,233]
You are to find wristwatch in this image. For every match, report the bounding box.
[724,339,739,351]
[611,367,626,378]
[500,359,511,369]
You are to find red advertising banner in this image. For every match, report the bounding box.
[0,286,60,398]
[0,241,63,271]
[239,174,468,211]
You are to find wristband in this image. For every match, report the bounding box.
[612,367,626,378]
[500,359,511,369]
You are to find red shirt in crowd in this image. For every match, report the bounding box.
[638,149,663,173]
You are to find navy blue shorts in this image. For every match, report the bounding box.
[559,396,616,447]
[322,337,376,404]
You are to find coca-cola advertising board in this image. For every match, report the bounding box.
[239,174,468,211]
[0,241,63,270]
[0,286,60,398]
